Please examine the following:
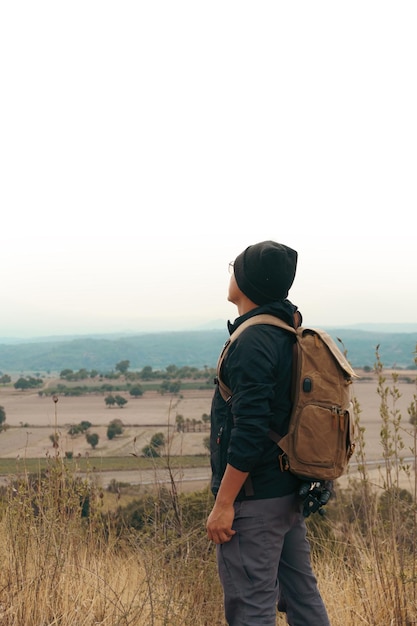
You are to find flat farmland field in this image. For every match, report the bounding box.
[0,387,213,460]
[0,372,416,489]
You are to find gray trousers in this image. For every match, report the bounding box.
[216,493,330,626]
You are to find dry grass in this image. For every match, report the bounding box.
[0,363,417,624]
[0,527,223,625]
[0,461,224,626]
[1,472,416,626]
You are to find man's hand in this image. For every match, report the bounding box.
[206,502,236,544]
[206,464,248,543]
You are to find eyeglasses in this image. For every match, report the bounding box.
[228,261,234,274]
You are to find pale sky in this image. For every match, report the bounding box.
[1,2,416,337]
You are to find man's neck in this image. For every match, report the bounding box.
[236,298,258,317]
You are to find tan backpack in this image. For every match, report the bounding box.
[216,314,359,482]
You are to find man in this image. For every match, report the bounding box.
[206,241,330,626]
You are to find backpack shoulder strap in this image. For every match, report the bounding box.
[216,313,297,402]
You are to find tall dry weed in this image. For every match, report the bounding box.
[316,346,417,626]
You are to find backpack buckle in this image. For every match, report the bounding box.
[279,453,290,472]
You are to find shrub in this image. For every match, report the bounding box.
[129,385,144,398]
[107,419,124,440]
[86,432,100,449]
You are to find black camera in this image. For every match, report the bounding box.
[299,481,333,518]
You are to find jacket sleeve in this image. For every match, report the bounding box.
[225,325,293,473]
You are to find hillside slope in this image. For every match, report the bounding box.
[0,328,416,373]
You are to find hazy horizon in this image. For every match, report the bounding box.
[1,319,417,344]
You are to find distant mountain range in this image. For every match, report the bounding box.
[0,324,416,373]
[341,323,417,333]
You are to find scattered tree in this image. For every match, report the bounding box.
[107,418,124,440]
[60,368,73,378]
[0,406,6,430]
[86,432,99,449]
[159,379,181,395]
[141,432,165,457]
[142,444,160,457]
[68,424,82,437]
[104,392,128,408]
[14,376,43,391]
[105,394,116,408]
[0,374,11,385]
[60,368,96,381]
[115,360,130,375]
[166,364,178,377]
[150,432,165,449]
[114,395,128,408]
[129,385,144,398]
[68,420,92,437]
[140,365,153,380]
[175,414,185,432]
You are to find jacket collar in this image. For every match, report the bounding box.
[227,300,301,335]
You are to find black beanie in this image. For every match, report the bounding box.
[233,240,298,305]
